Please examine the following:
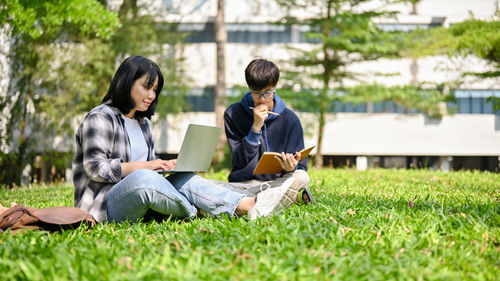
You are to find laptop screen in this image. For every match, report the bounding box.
[158,124,222,173]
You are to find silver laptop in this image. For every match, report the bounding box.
[157,124,222,174]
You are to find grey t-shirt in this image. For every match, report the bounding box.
[122,115,148,162]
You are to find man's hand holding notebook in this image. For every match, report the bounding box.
[253,146,315,174]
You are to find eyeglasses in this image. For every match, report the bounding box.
[250,90,276,99]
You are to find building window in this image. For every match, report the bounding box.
[184,87,214,112]
[450,90,500,114]
[182,88,500,114]
[178,23,441,44]
[331,101,366,113]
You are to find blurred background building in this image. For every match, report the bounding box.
[1,0,499,185]
[127,0,500,171]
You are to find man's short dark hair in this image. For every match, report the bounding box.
[102,55,164,120]
[244,58,280,91]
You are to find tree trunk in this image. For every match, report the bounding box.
[17,77,31,186]
[316,95,326,168]
[214,0,227,162]
[118,0,138,19]
[315,0,334,169]
[411,1,418,15]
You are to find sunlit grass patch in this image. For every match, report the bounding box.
[1,168,499,280]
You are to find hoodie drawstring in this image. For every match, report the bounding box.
[263,123,269,152]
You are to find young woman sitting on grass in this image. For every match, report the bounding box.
[72,55,299,223]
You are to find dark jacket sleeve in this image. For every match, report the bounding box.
[224,107,263,181]
[286,117,308,171]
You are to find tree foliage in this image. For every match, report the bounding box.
[0,0,119,40]
[276,0,449,167]
[0,0,190,186]
[404,18,500,109]
[0,0,120,186]
[405,19,500,68]
[33,0,191,126]
[0,0,120,141]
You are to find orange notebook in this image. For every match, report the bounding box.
[253,146,315,174]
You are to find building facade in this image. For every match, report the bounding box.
[1,0,499,178]
[142,0,500,171]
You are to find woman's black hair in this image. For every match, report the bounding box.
[102,55,164,119]
[244,58,280,91]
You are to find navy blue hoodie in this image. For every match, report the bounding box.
[224,91,307,182]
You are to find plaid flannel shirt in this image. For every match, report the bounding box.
[72,104,156,222]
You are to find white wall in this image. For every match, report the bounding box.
[152,0,499,22]
[151,112,500,156]
[315,113,500,156]
[184,45,500,89]
[175,0,500,89]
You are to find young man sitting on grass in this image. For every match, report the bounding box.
[221,58,315,211]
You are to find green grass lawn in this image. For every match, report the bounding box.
[1,168,499,280]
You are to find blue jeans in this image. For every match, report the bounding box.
[106,169,245,223]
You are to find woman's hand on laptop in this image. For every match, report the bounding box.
[147,159,176,171]
[122,159,177,176]
[165,159,176,170]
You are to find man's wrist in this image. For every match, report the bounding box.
[245,128,262,145]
